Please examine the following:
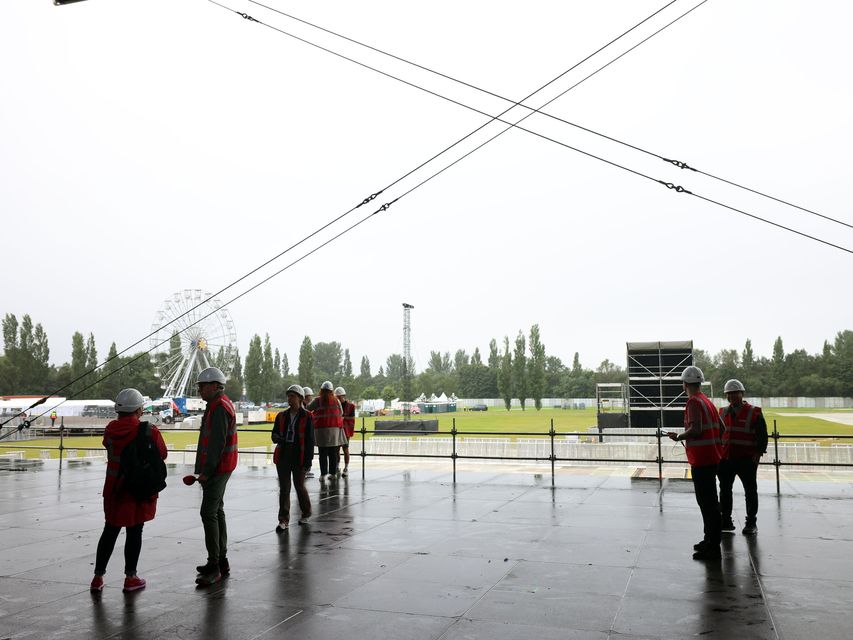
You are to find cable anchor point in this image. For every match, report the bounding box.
[663,157,696,171]
[357,191,382,208]
[658,180,692,195]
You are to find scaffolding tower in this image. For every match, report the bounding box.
[626,341,693,429]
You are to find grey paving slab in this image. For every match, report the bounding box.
[0,463,851,640]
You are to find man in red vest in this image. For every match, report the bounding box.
[193,367,238,586]
[668,365,724,560]
[335,386,355,477]
[718,379,767,536]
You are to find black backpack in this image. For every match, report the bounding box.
[119,422,167,500]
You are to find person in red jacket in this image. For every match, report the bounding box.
[718,379,767,535]
[193,367,238,586]
[90,388,167,594]
[272,384,314,531]
[307,381,346,480]
[335,386,355,477]
[668,366,724,561]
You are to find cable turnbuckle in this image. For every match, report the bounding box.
[378,202,394,212]
[658,180,692,194]
[357,191,382,208]
[240,12,258,22]
[663,157,695,171]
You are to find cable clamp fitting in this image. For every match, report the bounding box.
[662,157,696,171]
[357,191,382,208]
[658,180,692,195]
[378,201,395,212]
[240,12,258,22]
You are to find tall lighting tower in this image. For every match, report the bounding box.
[402,303,414,411]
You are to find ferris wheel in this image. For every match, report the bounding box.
[149,290,238,398]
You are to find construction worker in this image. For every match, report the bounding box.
[193,367,238,586]
[272,384,314,531]
[718,379,767,535]
[50,410,57,428]
[307,381,346,480]
[335,386,355,477]
[667,366,724,560]
[301,386,315,478]
[90,388,167,594]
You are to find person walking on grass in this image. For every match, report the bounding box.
[272,385,315,531]
[335,386,355,477]
[667,366,724,561]
[90,388,167,594]
[193,367,238,587]
[307,381,346,480]
[718,379,767,536]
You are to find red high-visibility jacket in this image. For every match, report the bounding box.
[197,393,238,474]
[683,392,723,467]
[720,403,761,459]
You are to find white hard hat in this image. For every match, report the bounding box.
[302,386,314,396]
[197,367,226,385]
[115,388,145,413]
[286,384,304,398]
[724,379,746,393]
[680,365,704,384]
[320,381,334,391]
[334,386,346,396]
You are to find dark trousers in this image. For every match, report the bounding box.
[318,447,338,476]
[95,523,143,576]
[277,458,311,521]
[718,457,758,524]
[200,472,231,563]
[692,464,721,545]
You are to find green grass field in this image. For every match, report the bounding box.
[3,407,851,459]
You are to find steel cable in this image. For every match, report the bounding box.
[1,0,684,427]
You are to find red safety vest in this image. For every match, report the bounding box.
[273,410,310,466]
[198,393,238,474]
[341,400,356,438]
[683,392,723,467]
[720,403,760,459]
[312,395,343,431]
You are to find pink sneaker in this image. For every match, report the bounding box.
[90,575,104,593]
[122,575,146,592]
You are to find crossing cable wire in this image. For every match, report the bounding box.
[0,0,684,429]
[219,2,853,254]
[211,0,682,194]
[250,0,853,232]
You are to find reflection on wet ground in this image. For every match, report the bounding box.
[0,462,850,639]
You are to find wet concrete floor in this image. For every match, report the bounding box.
[0,462,851,639]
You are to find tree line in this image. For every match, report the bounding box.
[2,313,852,408]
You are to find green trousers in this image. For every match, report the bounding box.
[200,471,232,563]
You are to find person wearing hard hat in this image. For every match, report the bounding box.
[301,387,316,478]
[192,367,238,586]
[307,381,346,480]
[272,384,315,531]
[335,386,355,477]
[90,388,167,594]
[718,379,767,536]
[667,366,724,560]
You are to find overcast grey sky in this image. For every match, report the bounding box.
[2,0,852,376]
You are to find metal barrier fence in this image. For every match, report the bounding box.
[1,418,852,495]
